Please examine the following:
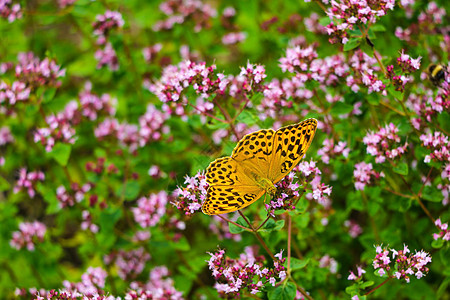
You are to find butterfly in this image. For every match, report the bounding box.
[202,118,317,215]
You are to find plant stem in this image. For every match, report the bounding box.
[238,211,275,260]
[217,214,252,232]
[364,277,392,295]
[287,214,292,277]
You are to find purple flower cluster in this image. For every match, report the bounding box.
[81,210,99,233]
[408,87,449,130]
[373,244,431,283]
[79,86,117,121]
[348,265,366,281]
[344,220,363,238]
[56,183,91,208]
[142,43,162,63]
[207,247,286,297]
[15,52,66,89]
[125,266,183,300]
[153,0,217,32]
[147,60,266,109]
[93,10,124,45]
[433,218,449,241]
[13,168,45,198]
[317,138,350,164]
[133,191,169,228]
[0,126,14,165]
[266,172,300,215]
[420,131,450,163]
[34,112,77,152]
[0,0,22,22]
[63,267,108,295]
[353,162,384,191]
[10,221,46,251]
[347,50,381,93]
[319,255,338,274]
[0,81,30,113]
[92,11,124,70]
[104,247,151,280]
[172,171,208,216]
[324,0,395,44]
[363,123,408,163]
[222,32,247,45]
[296,160,333,207]
[138,104,170,146]
[58,0,77,8]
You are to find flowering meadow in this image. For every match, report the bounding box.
[0,0,449,299]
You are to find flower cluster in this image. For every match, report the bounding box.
[0,81,30,113]
[348,265,366,281]
[95,118,140,151]
[81,210,99,233]
[0,126,14,145]
[56,183,91,208]
[92,11,124,70]
[125,266,183,300]
[172,171,208,216]
[138,104,170,146]
[396,50,421,73]
[153,0,217,32]
[266,172,300,215]
[63,267,108,295]
[92,10,124,45]
[296,160,333,207]
[104,247,151,280]
[58,0,77,8]
[279,46,318,73]
[373,244,431,283]
[353,162,384,191]
[79,86,117,121]
[324,0,395,44]
[222,32,247,45]
[13,168,45,198]
[319,255,338,274]
[34,112,77,152]
[142,43,162,63]
[133,191,169,228]
[363,123,408,163]
[15,52,66,89]
[347,50,382,93]
[207,247,286,297]
[420,131,450,163]
[10,221,46,251]
[433,218,449,241]
[0,0,22,22]
[317,138,350,164]
[344,220,363,238]
[408,88,450,130]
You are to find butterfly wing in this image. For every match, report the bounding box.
[231,128,276,179]
[268,118,317,184]
[202,156,265,215]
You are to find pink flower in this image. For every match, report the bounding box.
[222,32,247,45]
[353,162,384,191]
[363,123,408,163]
[13,168,45,198]
[133,191,169,227]
[10,221,46,251]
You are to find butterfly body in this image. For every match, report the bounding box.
[202,118,317,215]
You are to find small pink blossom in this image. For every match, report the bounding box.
[10,221,46,251]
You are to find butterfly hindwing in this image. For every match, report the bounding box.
[269,118,317,183]
[202,185,265,215]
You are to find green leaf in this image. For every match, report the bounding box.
[25,104,39,117]
[268,282,296,300]
[360,281,374,289]
[387,85,403,100]
[431,239,444,249]
[48,143,72,166]
[0,176,11,192]
[319,17,331,26]
[371,24,386,32]
[367,94,380,105]
[116,180,140,201]
[43,88,57,103]
[343,38,361,51]
[37,183,60,214]
[422,186,442,202]
[172,236,190,251]
[229,217,248,234]
[331,102,353,116]
[392,162,408,175]
[259,219,285,232]
[288,257,310,271]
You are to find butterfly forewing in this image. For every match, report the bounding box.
[268,118,317,183]
[202,185,265,215]
[231,128,276,179]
